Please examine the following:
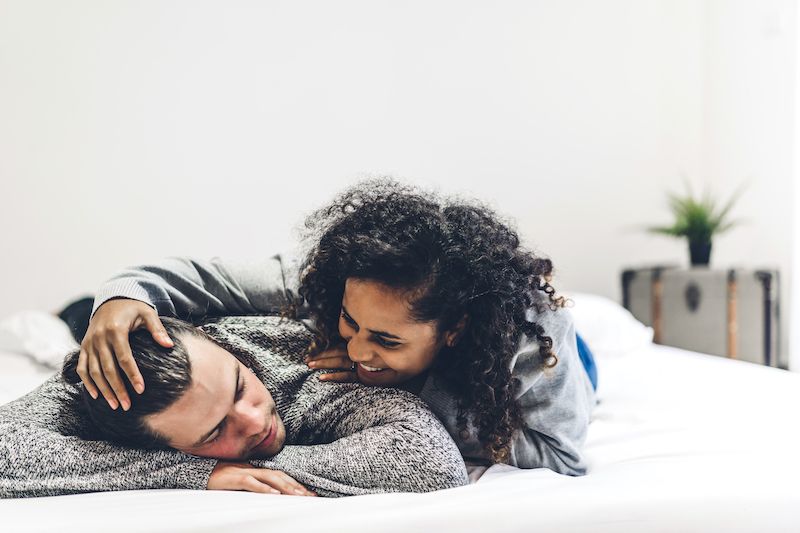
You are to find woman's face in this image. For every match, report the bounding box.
[338,278,456,387]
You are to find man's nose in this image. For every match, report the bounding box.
[234,404,264,437]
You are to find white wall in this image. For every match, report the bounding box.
[701,0,796,369]
[0,1,795,367]
[794,0,800,375]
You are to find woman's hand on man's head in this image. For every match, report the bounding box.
[77,299,173,411]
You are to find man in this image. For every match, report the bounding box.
[0,316,468,498]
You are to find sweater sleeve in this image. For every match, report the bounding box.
[251,385,469,497]
[419,307,595,476]
[507,307,596,475]
[91,255,298,322]
[0,376,217,498]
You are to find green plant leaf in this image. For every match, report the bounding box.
[648,225,684,236]
[648,181,746,241]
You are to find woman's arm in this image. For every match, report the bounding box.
[91,255,296,321]
[419,308,595,476]
[0,376,217,498]
[82,255,304,410]
[508,308,596,475]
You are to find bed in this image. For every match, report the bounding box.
[1,294,798,532]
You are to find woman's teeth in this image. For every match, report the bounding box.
[359,363,386,372]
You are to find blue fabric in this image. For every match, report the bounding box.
[576,333,598,391]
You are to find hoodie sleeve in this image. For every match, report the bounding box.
[419,307,596,476]
[91,255,299,323]
[506,307,596,475]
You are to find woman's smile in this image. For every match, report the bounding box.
[339,278,448,387]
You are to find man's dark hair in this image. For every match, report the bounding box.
[62,317,204,449]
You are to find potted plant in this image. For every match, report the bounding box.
[648,184,744,267]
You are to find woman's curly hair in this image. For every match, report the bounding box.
[289,178,566,463]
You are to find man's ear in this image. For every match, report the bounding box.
[445,315,469,347]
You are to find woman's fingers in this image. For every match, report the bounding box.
[79,299,160,400]
[306,355,351,370]
[76,347,99,400]
[305,345,351,371]
[109,332,142,407]
[110,331,144,396]
[318,370,358,383]
[142,313,173,349]
[97,341,131,410]
[304,343,358,382]
[87,345,118,410]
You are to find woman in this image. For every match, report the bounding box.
[78,179,597,474]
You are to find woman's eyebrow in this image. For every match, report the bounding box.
[193,362,240,447]
[341,305,403,340]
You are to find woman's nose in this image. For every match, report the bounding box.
[346,336,373,363]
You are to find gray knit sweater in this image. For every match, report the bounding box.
[91,255,597,475]
[0,316,469,498]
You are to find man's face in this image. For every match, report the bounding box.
[146,334,286,460]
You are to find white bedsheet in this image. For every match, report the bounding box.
[2,343,799,532]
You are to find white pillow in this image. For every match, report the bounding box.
[0,311,79,369]
[566,292,653,358]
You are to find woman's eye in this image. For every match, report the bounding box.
[341,312,399,348]
[375,337,400,348]
[341,312,357,328]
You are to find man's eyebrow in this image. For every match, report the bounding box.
[193,362,240,447]
[341,305,403,340]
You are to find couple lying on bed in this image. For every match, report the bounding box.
[0,179,597,498]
